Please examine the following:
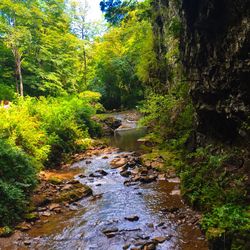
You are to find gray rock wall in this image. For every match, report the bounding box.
[180,0,250,141]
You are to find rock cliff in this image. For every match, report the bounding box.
[181,0,250,142]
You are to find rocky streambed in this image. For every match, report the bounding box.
[0,112,208,250]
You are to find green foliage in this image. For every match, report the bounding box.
[89,9,149,109]
[0,92,101,226]
[140,83,194,148]
[28,94,101,166]
[0,99,50,168]
[0,0,98,97]
[0,83,15,100]
[202,205,250,239]
[179,146,249,247]
[181,147,247,210]
[0,139,37,226]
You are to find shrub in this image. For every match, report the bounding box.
[202,204,250,240]
[0,140,37,226]
[28,93,101,166]
[139,83,194,148]
[0,99,50,169]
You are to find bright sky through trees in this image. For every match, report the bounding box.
[80,0,103,21]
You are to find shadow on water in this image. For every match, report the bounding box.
[108,127,147,152]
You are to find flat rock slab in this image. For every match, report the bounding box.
[110,158,128,168]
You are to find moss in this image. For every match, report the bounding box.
[0,226,13,237]
[24,212,39,222]
[48,177,63,185]
[55,184,92,203]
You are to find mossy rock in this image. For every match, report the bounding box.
[26,203,36,213]
[31,194,52,207]
[48,176,63,185]
[24,212,39,222]
[0,226,13,237]
[206,227,225,239]
[55,184,92,203]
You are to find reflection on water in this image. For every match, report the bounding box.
[109,127,147,151]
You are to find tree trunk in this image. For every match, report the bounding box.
[15,67,19,95]
[83,47,87,87]
[17,56,23,97]
[13,48,23,96]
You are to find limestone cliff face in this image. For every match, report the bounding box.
[149,0,170,93]
[180,0,250,141]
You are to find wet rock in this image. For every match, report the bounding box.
[132,175,141,182]
[102,156,109,159]
[42,211,51,217]
[125,215,139,222]
[95,169,108,176]
[152,236,168,243]
[16,222,32,231]
[123,244,131,250]
[67,180,80,185]
[102,227,119,237]
[139,175,157,184]
[77,174,86,178]
[61,184,73,191]
[157,222,164,227]
[124,181,138,186]
[102,227,119,234]
[86,161,92,164]
[90,194,103,201]
[48,203,61,211]
[143,243,156,250]
[24,240,31,246]
[147,223,154,228]
[55,184,92,203]
[120,170,131,177]
[89,172,103,178]
[110,158,128,168]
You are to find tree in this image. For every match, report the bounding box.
[89,9,151,108]
[100,0,138,25]
[0,0,33,96]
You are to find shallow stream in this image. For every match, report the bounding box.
[1,112,208,250]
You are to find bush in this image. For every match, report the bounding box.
[0,140,37,226]
[0,100,50,169]
[202,204,250,240]
[28,94,101,166]
[139,83,194,148]
[0,92,102,226]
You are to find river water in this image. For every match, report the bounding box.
[1,112,208,250]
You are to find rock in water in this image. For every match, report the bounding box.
[125,215,139,222]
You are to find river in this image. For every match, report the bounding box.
[1,112,208,250]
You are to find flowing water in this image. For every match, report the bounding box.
[1,112,208,250]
